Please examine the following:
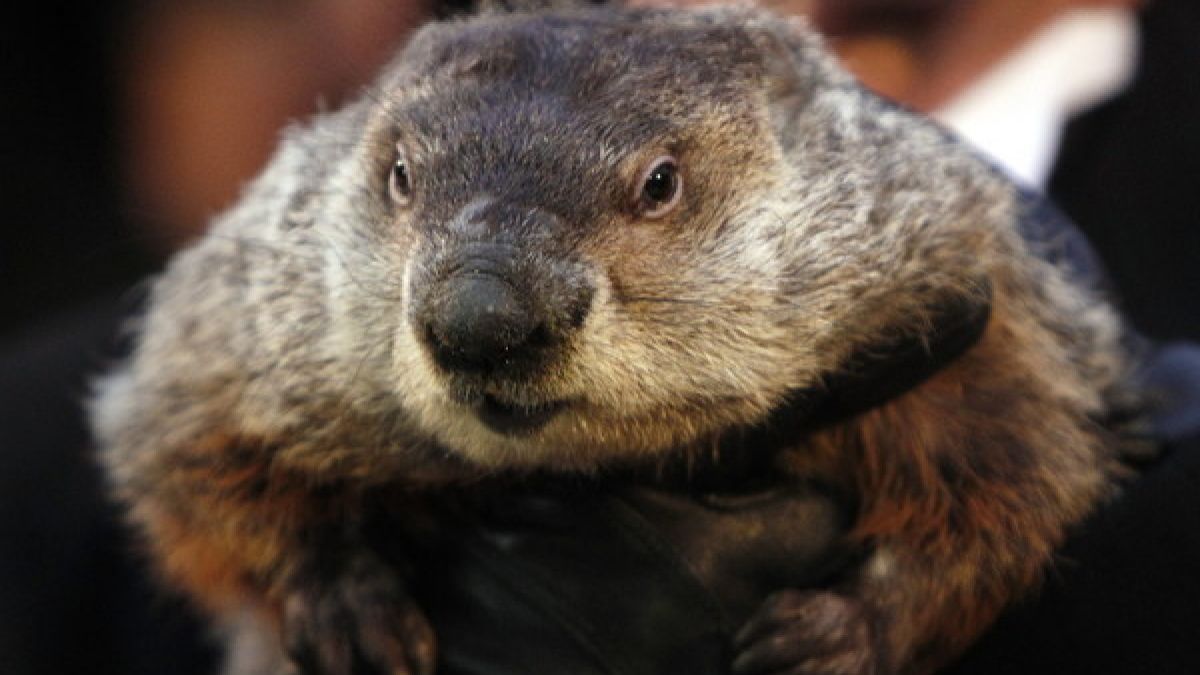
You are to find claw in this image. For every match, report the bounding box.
[733,590,880,675]
[280,552,436,675]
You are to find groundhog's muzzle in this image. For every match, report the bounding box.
[413,240,593,384]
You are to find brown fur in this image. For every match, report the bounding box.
[126,434,327,609]
[790,292,1119,671]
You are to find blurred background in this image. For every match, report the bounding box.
[0,0,439,337]
[1,0,1197,674]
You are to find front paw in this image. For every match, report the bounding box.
[732,590,881,675]
[281,552,436,675]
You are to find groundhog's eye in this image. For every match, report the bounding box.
[635,156,682,218]
[389,152,412,205]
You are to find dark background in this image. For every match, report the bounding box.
[0,2,151,337]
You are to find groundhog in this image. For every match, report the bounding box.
[92,5,1137,675]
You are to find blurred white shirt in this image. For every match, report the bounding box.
[933,8,1138,188]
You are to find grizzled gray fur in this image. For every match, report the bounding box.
[93,5,1133,675]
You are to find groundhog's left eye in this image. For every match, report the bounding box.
[635,156,682,218]
[389,151,412,205]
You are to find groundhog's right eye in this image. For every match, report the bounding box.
[389,153,412,205]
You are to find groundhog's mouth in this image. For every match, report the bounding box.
[475,395,568,436]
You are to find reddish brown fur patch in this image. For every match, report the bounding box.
[127,433,355,615]
[789,297,1116,673]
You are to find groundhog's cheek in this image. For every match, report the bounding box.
[578,232,676,320]
[570,289,789,408]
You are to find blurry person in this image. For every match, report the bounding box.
[815,0,1200,342]
[120,0,436,253]
[0,0,437,336]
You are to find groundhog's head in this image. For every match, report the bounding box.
[322,6,1000,470]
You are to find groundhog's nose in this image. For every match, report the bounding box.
[423,274,546,375]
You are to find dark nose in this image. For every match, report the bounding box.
[424,274,544,375]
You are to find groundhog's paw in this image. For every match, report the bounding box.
[281,552,436,675]
[732,590,881,675]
